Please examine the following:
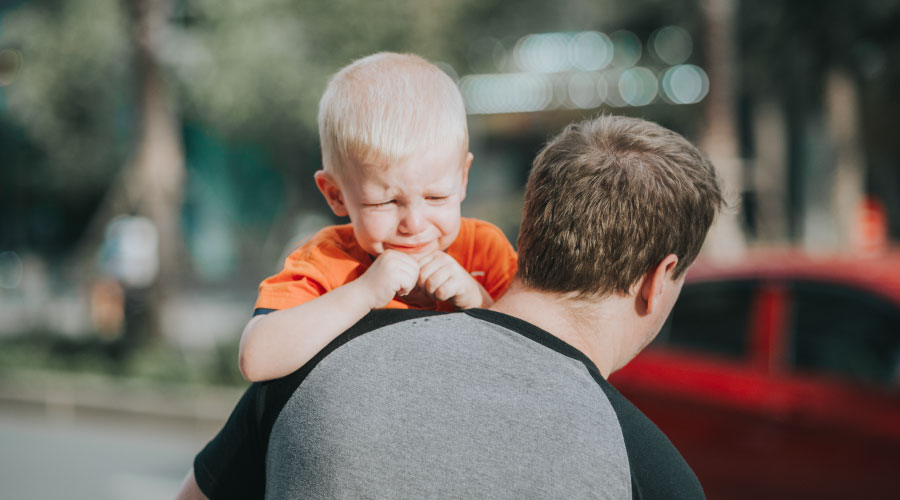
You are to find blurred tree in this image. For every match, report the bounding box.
[0,1,134,258]
[697,0,746,259]
[2,0,186,340]
[739,0,900,247]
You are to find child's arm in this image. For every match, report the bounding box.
[239,250,420,382]
[417,250,494,309]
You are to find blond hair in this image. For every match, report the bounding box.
[318,52,468,179]
[517,115,724,297]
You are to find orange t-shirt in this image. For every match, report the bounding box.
[255,218,518,313]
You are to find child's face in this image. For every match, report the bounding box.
[316,141,473,258]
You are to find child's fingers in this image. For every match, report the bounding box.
[423,267,454,296]
[417,259,440,287]
[416,250,456,269]
[367,250,421,300]
[418,253,457,283]
[396,262,420,296]
[419,261,456,293]
[399,270,419,296]
[433,278,462,302]
[384,249,420,268]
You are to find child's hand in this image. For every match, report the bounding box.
[417,251,492,309]
[358,250,420,309]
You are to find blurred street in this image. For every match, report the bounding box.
[0,373,242,500]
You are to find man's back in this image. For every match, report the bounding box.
[267,311,629,498]
[195,309,703,499]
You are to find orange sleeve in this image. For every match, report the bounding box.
[449,218,518,301]
[254,225,370,311]
[476,221,518,300]
[254,251,331,311]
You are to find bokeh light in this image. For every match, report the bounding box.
[513,32,573,73]
[435,61,460,83]
[460,29,699,112]
[610,30,642,68]
[460,73,553,114]
[661,64,709,104]
[567,72,605,109]
[549,74,569,110]
[603,69,627,107]
[650,26,693,65]
[619,67,658,106]
[571,31,614,71]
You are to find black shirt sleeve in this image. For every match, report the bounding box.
[194,383,268,500]
[598,380,706,500]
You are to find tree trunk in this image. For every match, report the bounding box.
[127,0,185,339]
[825,69,866,253]
[75,0,186,341]
[752,100,789,243]
[699,0,746,259]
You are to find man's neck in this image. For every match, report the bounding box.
[489,280,635,378]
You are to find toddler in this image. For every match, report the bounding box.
[239,53,517,381]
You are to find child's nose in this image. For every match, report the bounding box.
[398,207,426,235]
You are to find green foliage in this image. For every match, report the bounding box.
[1,0,133,196]
[165,0,318,144]
[0,333,245,386]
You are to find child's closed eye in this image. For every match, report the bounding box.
[365,200,396,208]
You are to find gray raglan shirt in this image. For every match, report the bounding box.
[194,309,704,500]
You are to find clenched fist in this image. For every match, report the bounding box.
[357,250,420,309]
[416,251,492,309]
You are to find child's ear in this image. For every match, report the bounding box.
[314,170,348,217]
[460,152,473,201]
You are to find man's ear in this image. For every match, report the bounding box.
[639,254,679,314]
[314,170,348,217]
[459,152,473,202]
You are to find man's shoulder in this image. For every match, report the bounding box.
[262,308,599,431]
[267,310,445,381]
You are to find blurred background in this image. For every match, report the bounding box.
[1,0,899,498]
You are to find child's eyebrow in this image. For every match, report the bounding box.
[358,181,393,196]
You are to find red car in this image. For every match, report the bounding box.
[610,250,900,500]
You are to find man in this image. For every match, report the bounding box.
[176,115,724,500]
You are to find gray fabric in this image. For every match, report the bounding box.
[265,313,631,500]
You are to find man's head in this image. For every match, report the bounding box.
[314,53,472,257]
[517,115,724,299]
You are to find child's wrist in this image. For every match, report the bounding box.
[346,277,384,311]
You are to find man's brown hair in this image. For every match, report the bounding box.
[517,115,724,297]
